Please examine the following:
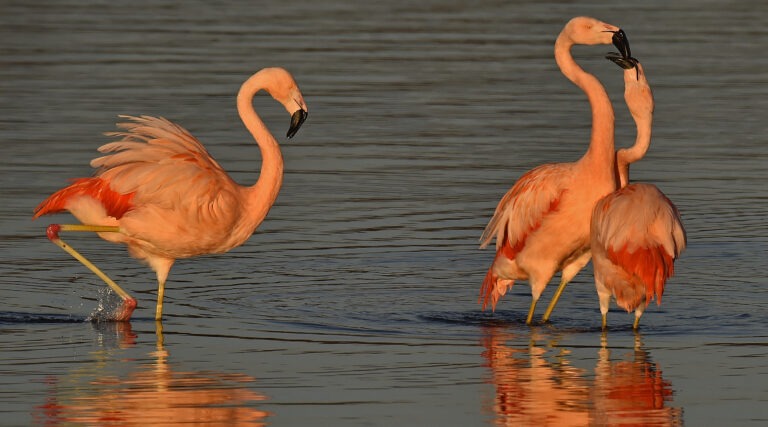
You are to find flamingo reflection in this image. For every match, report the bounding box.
[481,329,590,425]
[32,323,270,425]
[481,328,680,425]
[592,334,682,425]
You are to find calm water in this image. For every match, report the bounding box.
[1,0,767,425]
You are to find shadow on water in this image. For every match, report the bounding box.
[0,284,153,324]
[29,322,271,425]
[421,310,531,328]
[479,327,682,425]
[420,307,676,334]
[421,310,606,333]
[0,311,90,324]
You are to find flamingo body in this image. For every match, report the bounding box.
[479,17,624,318]
[480,162,598,310]
[34,67,308,320]
[590,62,686,327]
[591,183,685,313]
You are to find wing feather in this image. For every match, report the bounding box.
[480,163,571,256]
[93,115,236,201]
[37,115,242,232]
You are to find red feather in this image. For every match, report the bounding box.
[607,243,675,309]
[34,177,135,219]
[479,252,502,311]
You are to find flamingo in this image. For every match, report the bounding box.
[479,17,628,324]
[33,67,308,322]
[591,58,686,330]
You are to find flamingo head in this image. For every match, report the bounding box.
[564,16,624,47]
[256,67,309,138]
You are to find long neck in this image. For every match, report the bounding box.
[554,35,615,171]
[237,74,284,227]
[616,108,652,187]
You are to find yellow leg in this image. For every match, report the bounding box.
[156,320,165,348]
[155,279,166,321]
[541,278,568,323]
[46,224,136,319]
[632,315,640,330]
[602,313,607,330]
[56,224,121,234]
[526,298,538,325]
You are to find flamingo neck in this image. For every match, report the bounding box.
[554,35,615,171]
[616,109,652,187]
[237,74,284,228]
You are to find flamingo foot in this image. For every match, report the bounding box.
[113,297,137,321]
[46,224,62,241]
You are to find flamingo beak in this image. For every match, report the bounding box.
[606,52,638,70]
[605,29,640,80]
[611,29,632,59]
[287,108,308,139]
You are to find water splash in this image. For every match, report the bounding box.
[86,287,133,322]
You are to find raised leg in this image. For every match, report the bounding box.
[46,224,137,321]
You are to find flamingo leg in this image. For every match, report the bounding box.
[632,302,646,330]
[155,278,166,321]
[541,277,569,323]
[602,313,607,330]
[525,298,538,325]
[45,224,137,320]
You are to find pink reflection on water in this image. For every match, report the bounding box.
[481,328,681,426]
[592,336,681,426]
[31,323,270,426]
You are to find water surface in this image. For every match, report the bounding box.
[1,0,766,425]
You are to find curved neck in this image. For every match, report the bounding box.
[554,35,615,170]
[237,74,284,225]
[616,109,652,187]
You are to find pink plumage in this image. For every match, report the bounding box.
[590,61,686,327]
[592,183,685,313]
[33,68,308,321]
[479,166,565,311]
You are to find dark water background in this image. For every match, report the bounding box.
[1,0,766,425]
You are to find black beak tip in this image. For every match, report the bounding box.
[605,52,638,71]
[611,29,632,59]
[286,109,308,139]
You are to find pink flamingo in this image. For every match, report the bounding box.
[591,59,686,329]
[479,17,627,324]
[33,67,308,321]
